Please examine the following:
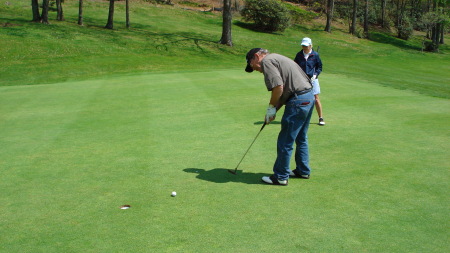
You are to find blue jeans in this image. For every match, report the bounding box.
[273,91,315,180]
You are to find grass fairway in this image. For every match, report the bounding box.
[1,70,448,252]
[1,0,449,251]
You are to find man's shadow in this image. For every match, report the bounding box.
[183,168,267,184]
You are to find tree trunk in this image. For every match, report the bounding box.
[78,0,83,25]
[431,26,437,44]
[433,23,440,45]
[350,0,357,34]
[363,0,369,37]
[396,0,408,39]
[105,0,115,29]
[233,0,240,11]
[381,0,386,28]
[31,0,40,22]
[324,0,334,33]
[126,0,130,29]
[437,0,445,45]
[41,0,50,24]
[56,0,64,21]
[219,0,233,46]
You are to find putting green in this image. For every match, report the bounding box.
[0,70,448,252]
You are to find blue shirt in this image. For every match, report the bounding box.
[294,50,322,78]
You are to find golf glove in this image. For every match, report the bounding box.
[311,75,317,82]
[265,105,276,123]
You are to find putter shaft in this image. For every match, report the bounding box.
[230,122,266,174]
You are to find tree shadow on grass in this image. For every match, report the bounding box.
[184,168,267,184]
[234,21,284,36]
[290,23,325,32]
[369,32,422,51]
[138,30,222,53]
[154,33,217,52]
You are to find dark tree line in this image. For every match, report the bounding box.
[319,0,448,51]
[29,0,448,51]
[30,0,227,46]
[31,0,63,23]
[31,0,130,29]
[105,0,130,29]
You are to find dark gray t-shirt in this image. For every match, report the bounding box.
[261,53,312,105]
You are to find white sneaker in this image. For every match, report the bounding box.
[262,175,288,186]
[319,117,325,126]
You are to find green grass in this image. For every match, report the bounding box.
[0,0,449,252]
[1,70,449,252]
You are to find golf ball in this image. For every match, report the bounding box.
[171,191,177,197]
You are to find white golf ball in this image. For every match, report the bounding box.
[171,191,177,197]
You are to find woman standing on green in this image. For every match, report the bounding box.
[294,37,325,126]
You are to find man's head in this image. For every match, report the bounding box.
[245,48,269,73]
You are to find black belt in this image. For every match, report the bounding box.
[288,88,312,100]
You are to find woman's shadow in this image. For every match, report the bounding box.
[183,168,267,184]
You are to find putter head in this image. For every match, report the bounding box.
[228,169,237,175]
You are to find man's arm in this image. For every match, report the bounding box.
[270,85,283,108]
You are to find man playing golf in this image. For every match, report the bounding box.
[245,48,315,185]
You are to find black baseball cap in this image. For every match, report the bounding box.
[245,48,262,73]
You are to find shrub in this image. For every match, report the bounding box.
[241,0,291,32]
[423,40,439,52]
[397,14,414,40]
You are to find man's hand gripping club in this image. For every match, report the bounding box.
[265,105,277,123]
[265,85,283,124]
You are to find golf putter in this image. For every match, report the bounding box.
[228,122,267,175]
